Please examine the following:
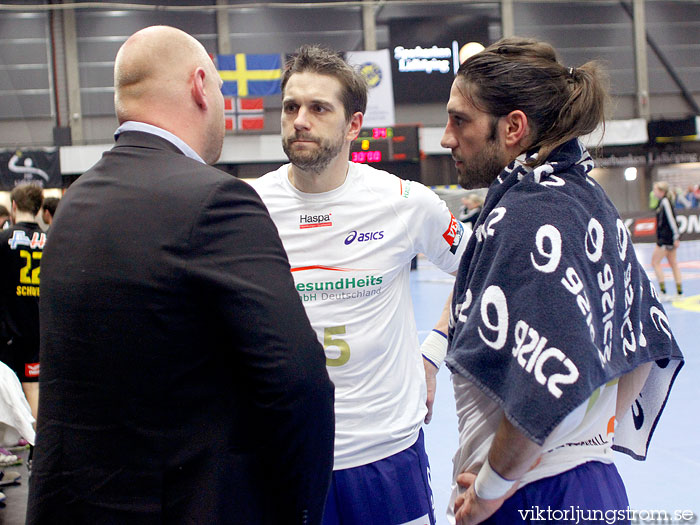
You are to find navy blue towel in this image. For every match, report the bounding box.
[447,139,683,459]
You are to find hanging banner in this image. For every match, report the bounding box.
[0,148,61,190]
[345,49,395,128]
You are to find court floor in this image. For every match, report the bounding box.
[1,241,696,524]
[413,239,700,524]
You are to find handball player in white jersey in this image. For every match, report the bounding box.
[251,45,466,525]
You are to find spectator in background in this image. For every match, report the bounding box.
[673,185,698,209]
[0,205,10,230]
[41,197,60,229]
[679,184,699,209]
[651,181,683,300]
[648,189,659,210]
[672,186,688,209]
[458,193,484,229]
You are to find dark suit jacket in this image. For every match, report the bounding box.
[27,131,334,524]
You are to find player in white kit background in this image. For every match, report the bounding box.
[251,45,466,525]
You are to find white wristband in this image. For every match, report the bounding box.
[421,329,447,369]
[473,458,516,500]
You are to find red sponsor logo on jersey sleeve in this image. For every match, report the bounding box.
[442,213,464,254]
[443,213,459,245]
[25,363,40,378]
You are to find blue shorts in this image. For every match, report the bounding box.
[322,429,436,525]
[482,461,629,524]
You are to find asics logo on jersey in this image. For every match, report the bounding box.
[344,230,384,245]
[300,213,332,229]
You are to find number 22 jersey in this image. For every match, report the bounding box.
[0,222,46,379]
[251,162,466,469]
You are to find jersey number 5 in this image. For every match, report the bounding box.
[324,326,350,367]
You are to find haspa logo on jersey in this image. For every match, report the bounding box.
[442,213,464,254]
[299,213,333,229]
[344,230,385,245]
[25,363,40,378]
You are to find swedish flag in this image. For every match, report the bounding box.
[216,54,282,97]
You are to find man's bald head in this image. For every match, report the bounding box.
[113,26,225,164]
[114,26,209,121]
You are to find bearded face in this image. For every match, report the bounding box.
[280,72,353,174]
[282,128,346,174]
[442,78,508,190]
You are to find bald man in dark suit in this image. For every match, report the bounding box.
[28,25,334,525]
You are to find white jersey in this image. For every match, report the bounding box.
[251,162,466,469]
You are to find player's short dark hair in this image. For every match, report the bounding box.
[281,44,368,121]
[11,184,44,216]
[0,205,9,217]
[42,197,60,217]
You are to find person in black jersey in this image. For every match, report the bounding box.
[0,205,10,230]
[0,183,45,421]
[651,181,683,299]
[40,197,60,229]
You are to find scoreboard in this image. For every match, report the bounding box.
[349,125,420,163]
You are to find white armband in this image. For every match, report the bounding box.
[473,457,516,500]
[421,329,447,369]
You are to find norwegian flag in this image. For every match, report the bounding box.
[224,96,265,132]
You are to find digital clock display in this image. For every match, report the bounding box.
[352,150,383,163]
[349,125,420,164]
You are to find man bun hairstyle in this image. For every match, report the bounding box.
[457,37,610,165]
[281,44,368,121]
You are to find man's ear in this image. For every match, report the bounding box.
[502,110,530,149]
[346,111,363,142]
[192,67,208,110]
